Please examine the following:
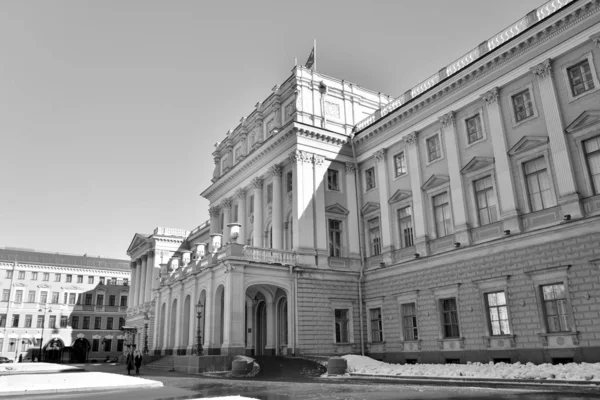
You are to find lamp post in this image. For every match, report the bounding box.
[143,313,149,355]
[195,301,203,356]
[38,304,52,362]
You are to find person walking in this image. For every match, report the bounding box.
[126,352,134,375]
[134,351,143,375]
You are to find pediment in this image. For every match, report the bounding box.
[61,285,81,291]
[325,203,349,216]
[565,110,600,134]
[361,202,380,216]
[421,174,450,191]
[12,282,26,288]
[508,135,548,156]
[37,284,51,289]
[461,157,495,174]
[388,189,412,204]
[126,233,150,255]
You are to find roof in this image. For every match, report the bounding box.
[0,248,130,272]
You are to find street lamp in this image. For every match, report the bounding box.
[195,301,203,356]
[143,313,150,355]
[38,305,52,362]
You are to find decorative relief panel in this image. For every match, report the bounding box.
[284,103,295,119]
[324,101,340,119]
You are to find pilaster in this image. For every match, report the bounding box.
[251,178,264,247]
[144,251,154,303]
[221,265,246,356]
[313,154,329,262]
[245,298,254,355]
[270,165,283,249]
[290,150,316,265]
[130,262,138,308]
[222,198,232,244]
[345,162,360,258]
[405,132,429,256]
[374,148,394,262]
[235,189,247,245]
[264,299,276,355]
[209,206,220,234]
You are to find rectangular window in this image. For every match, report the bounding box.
[524,157,554,212]
[117,339,124,352]
[120,296,128,307]
[512,89,534,122]
[584,136,600,195]
[0,314,5,328]
[83,316,90,329]
[72,316,79,329]
[63,293,68,304]
[96,294,104,306]
[12,314,20,327]
[66,274,72,283]
[106,317,113,330]
[370,308,383,343]
[5,270,12,279]
[31,272,38,280]
[328,219,342,257]
[542,283,570,332]
[55,273,61,282]
[286,171,293,193]
[393,152,407,177]
[108,295,116,306]
[25,314,32,328]
[398,206,414,248]
[267,183,273,204]
[486,291,510,335]
[92,338,99,352]
[28,290,35,303]
[327,169,340,191]
[426,134,442,162]
[85,294,93,305]
[103,339,112,352]
[43,272,49,281]
[1,289,9,302]
[88,276,94,284]
[365,167,376,190]
[69,293,76,305]
[94,317,101,329]
[40,291,48,304]
[77,275,83,283]
[334,309,349,343]
[99,277,105,285]
[474,176,498,225]
[465,114,483,144]
[18,271,25,280]
[36,315,44,328]
[119,317,125,330]
[441,298,460,338]
[51,292,59,304]
[433,192,453,237]
[49,315,56,329]
[368,217,381,256]
[15,290,23,303]
[60,316,68,328]
[567,59,595,97]
[401,303,418,340]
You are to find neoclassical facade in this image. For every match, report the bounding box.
[129,0,600,365]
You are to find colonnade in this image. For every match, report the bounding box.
[129,250,159,309]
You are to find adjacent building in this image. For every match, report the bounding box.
[128,0,600,365]
[0,248,130,362]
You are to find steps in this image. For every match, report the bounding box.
[145,356,175,371]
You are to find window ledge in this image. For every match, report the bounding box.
[538,331,580,347]
[483,335,516,349]
[438,337,465,351]
[400,340,422,352]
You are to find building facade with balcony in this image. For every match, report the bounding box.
[0,248,130,362]
[129,0,600,364]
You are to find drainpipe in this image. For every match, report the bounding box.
[350,131,366,356]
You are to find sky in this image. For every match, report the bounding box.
[0,0,546,259]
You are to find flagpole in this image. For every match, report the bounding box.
[313,38,316,72]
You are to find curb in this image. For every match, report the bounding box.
[0,368,85,376]
[0,382,163,397]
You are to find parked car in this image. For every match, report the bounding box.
[0,356,14,363]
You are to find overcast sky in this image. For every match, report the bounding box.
[0,0,546,259]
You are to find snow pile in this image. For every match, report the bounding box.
[342,355,600,381]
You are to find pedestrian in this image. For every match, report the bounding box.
[134,351,143,375]
[18,354,23,363]
[126,352,134,375]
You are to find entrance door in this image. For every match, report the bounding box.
[72,338,89,363]
[256,302,267,355]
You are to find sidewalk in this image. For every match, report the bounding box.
[0,362,82,375]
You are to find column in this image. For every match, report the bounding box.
[204,276,216,353]
[209,206,220,234]
[264,299,275,355]
[162,288,171,354]
[270,165,283,249]
[345,162,360,258]
[145,251,154,303]
[151,289,161,353]
[130,261,138,307]
[138,255,147,306]
[405,132,429,256]
[222,198,232,243]
[440,112,470,245]
[481,88,521,233]
[290,150,316,265]
[531,59,582,218]
[245,298,254,354]
[235,189,247,245]
[187,279,197,354]
[136,258,143,307]
[173,284,183,352]
[312,154,328,261]
[374,149,394,261]
[221,265,246,356]
[251,178,264,247]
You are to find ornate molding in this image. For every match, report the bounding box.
[374,149,386,162]
[269,165,282,177]
[289,150,313,164]
[250,177,263,189]
[221,198,232,209]
[235,188,246,199]
[439,112,455,128]
[481,87,499,105]
[405,131,418,146]
[208,206,221,217]
[345,162,356,174]
[531,59,552,80]
[313,154,325,166]
[591,33,600,49]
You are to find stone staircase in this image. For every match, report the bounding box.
[145,355,175,371]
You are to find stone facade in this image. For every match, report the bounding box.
[128,0,600,364]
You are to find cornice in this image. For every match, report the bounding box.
[0,261,130,276]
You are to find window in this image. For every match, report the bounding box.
[31,272,38,280]
[584,136,600,195]
[18,271,25,280]
[76,294,82,305]
[393,152,407,177]
[66,274,72,283]
[55,273,61,282]
[106,317,113,330]
[397,206,414,248]
[286,171,293,193]
[542,283,570,332]
[365,167,376,190]
[25,314,32,328]
[99,277,105,285]
[119,317,126,330]
[5,270,12,279]
[368,217,381,256]
[108,295,116,306]
[83,316,90,329]
[327,169,340,191]
[92,338,99,352]
[103,339,112,352]
[426,134,442,162]
[123,278,129,286]
[85,294,92,305]
[28,290,35,303]
[88,276,94,284]
[94,317,101,329]
[465,113,483,144]
[63,293,68,304]
[40,291,48,304]
[36,315,44,328]
[474,176,498,225]
[486,292,510,335]
[43,273,49,281]
[68,293,76,305]
[51,292,59,304]
[0,314,5,328]
[441,298,460,338]
[72,316,79,329]
[567,59,595,97]
[12,314,20,327]
[335,309,349,343]
[328,219,342,257]
[117,339,124,352]
[60,316,68,328]
[120,296,128,307]
[370,308,383,343]
[96,294,104,306]
[1,289,9,302]
[433,192,453,237]
[524,157,554,212]
[15,290,23,303]
[512,89,534,123]
[401,303,418,340]
[77,275,83,283]
[49,315,56,329]
[266,183,273,204]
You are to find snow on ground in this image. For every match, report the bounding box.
[342,355,600,381]
[0,362,81,374]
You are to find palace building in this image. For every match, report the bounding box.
[127,0,600,367]
[0,248,130,363]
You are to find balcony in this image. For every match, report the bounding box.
[242,246,297,265]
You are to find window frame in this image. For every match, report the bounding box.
[432,285,463,344]
[582,136,600,196]
[424,131,444,165]
[397,205,415,249]
[474,276,514,343]
[561,51,600,102]
[364,166,377,191]
[367,216,382,257]
[522,155,557,213]
[327,218,343,258]
[513,147,558,214]
[508,82,539,127]
[364,298,384,344]
[462,107,487,147]
[331,300,355,345]
[393,151,407,178]
[396,291,420,348]
[326,168,341,192]
[432,191,453,239]
[369,307,384,343]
